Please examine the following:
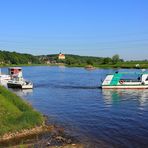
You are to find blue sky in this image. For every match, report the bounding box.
[0,0,147,60]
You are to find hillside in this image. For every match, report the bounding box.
[38,54,122,66]
[0,50,148,68]
[38,54,124,67]
[0,50,40,65]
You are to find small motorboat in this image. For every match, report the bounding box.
[85,65,96,70]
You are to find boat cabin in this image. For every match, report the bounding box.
[8,67,23,80]
[102,72,148,89]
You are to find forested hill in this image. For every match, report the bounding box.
[0,50,148,68]
[0,50,40,65]
[39,54,148,68]
[0,50,120,66]
[42,54,123,66]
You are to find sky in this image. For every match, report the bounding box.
[0,0,148,60]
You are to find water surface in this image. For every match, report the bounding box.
[3,66,148,148]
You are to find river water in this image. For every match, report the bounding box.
[3,66,148,148]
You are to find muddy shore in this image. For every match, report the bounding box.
[0,119,83,148]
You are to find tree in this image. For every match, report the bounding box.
[86,59,93,65]
[102,57,112,64]
[112,54,120,64]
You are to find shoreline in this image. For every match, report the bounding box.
[0,63,147,69]
[0,86,82,147]
[0,120,82,147]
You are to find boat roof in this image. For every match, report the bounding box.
[9,67,22,69]
[108,71,148,75]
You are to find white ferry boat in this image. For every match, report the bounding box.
[0,74,11,86]
[7,67,33,89]
[0,68,11,86]
[102,71,148,89]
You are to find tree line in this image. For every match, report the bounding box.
[0,50,148,68]
[0,50,40,65]
[45,54,123,66]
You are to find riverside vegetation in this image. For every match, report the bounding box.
[0,50,148,68]
[0,86,82,147]
[0,85,44,137]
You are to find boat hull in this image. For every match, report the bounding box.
[7,83,22,89]
[102,85,148,89]
[7,82,33,89]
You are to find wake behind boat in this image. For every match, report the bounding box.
[102,71,148,89]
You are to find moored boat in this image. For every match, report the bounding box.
[85,65,96,70]
[0,68,11,86]
[102,71,148,89]
[0,74,11,86]
[7,67,33,89]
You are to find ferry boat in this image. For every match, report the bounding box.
[0,74,11,86]
[101,71,148,89]
[7,67,33,89]
[0,68,11,86]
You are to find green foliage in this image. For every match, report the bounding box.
[0,50,40,65]
[46,54,105,66]
[102,57,112,64]
[1,50,148,68]
[86,59,93,65]
[112,54,120,64]
[44,54,127,67]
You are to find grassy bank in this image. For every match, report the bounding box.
[1,62,148,69]
[0,85,44,137]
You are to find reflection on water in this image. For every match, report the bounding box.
[102,89,148,108]
[11,89,33,97]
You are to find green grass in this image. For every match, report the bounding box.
[1,62,148,69]
[0,86,44,136]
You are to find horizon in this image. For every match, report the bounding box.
[0,0,148,60]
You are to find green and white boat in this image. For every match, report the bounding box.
[102,71,148,89]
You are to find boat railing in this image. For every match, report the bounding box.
[120,79,141,82]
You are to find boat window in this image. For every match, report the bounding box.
[120,74,140,81]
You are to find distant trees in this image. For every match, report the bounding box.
[86,59,93,65]
[102,57,112,64]
[44,54,125,66]
[0,50,125,66]
[112,54,120,64]
[0,50,40,65]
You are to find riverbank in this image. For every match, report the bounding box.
[0,85,44,137]
[1,62,148,69]
[0,123,82,147]
[0,86,82,147]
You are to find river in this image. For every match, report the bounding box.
[2,66,148,148]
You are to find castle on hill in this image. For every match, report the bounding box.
[58,52,65,60]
